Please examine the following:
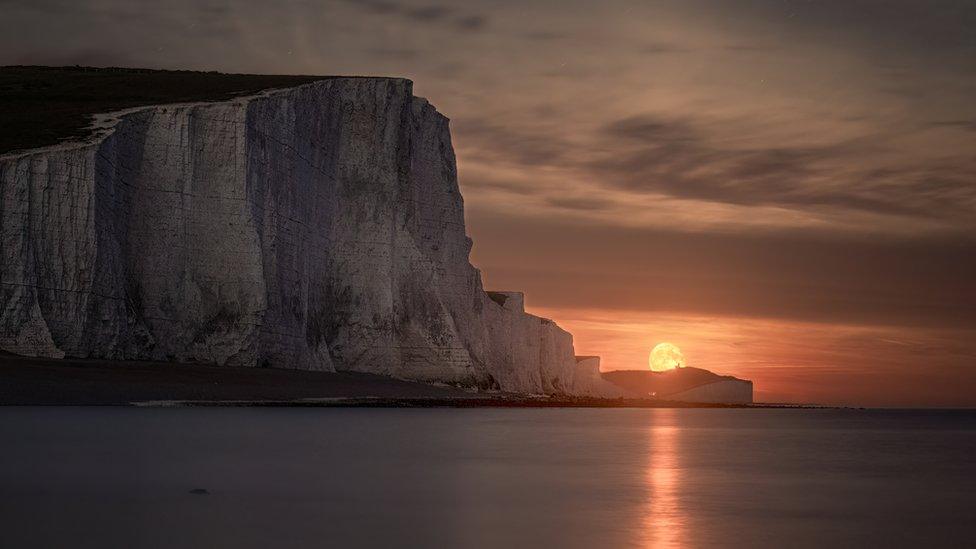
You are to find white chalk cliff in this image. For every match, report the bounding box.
[0,78,617,396]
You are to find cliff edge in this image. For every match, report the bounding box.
[0,68,617,396]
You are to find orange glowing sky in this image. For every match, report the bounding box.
[3,0,975,405]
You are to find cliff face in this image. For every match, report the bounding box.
[602,367,753,404]
[666,379,753,405]
[0,78,614,395]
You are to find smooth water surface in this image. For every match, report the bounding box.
[1,408,973,548]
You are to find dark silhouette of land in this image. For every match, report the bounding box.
[0,66,339,155]
[603,367,750,397]
[0,352,467,405]
[0,353,762,407]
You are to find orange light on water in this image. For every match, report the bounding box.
[642,409,686,548]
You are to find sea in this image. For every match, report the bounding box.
[1,408,973,548]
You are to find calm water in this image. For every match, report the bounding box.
[1,408,974,548]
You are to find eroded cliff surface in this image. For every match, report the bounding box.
[0,78,616,396]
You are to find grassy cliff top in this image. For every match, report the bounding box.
[0,66,342,155]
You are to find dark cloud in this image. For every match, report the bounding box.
[602,115,698,144]
[721,44,781,52]
[523,31,566,41]
[589,115,976,219]
[0,0,64,10]
[459,112,976,221]
[0,0,147,20]
[10,49,134,67]
[546,196,616,211]
[405,5,451,21]
[460,174,539,195]
[455,14,487,30]
[197,4,231,17]
[640,42,690,54]
[453,118,570,167]
[341,0,487,32]
[690,0,976,57]
[455,108,976,222]
[342,0,400,14]
[878,85,930,101]
[928,120,976,132]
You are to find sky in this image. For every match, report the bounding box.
[2,0,975,406]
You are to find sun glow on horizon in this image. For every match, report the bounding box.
[649,342,686,372]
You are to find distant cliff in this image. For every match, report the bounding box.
[603,367,753,404]
[0,72,616,396]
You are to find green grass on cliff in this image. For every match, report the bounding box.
[0,66,335,155]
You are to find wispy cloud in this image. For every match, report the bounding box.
[456,110,976,225]
[405,5,451,20]
[927,120,976,132]
[455,14,487,30]
[342,0,488,31]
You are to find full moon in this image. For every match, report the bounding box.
[649,342,686,372]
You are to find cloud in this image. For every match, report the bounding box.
[602,115,698,144]
[685,0,976,58]
[590,114,976,219]
[453,117,570,167]
[341,0,487,31]
[455,14,487,30]
[523,31,566,41]
[457,111,976,223]
[460,173,540,195]
[468,209,976,329]
[596,138,976,219]
[349,0,400,14]
[546,196,616,211]
[0,0,66,10]
[9,48,134,67]
[640,42,690,54]
[405,5,451,21]
[721,44,781,52]
[928,120,976,132]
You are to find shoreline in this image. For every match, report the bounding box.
[0,352,810,408]
[129,397,769,409]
